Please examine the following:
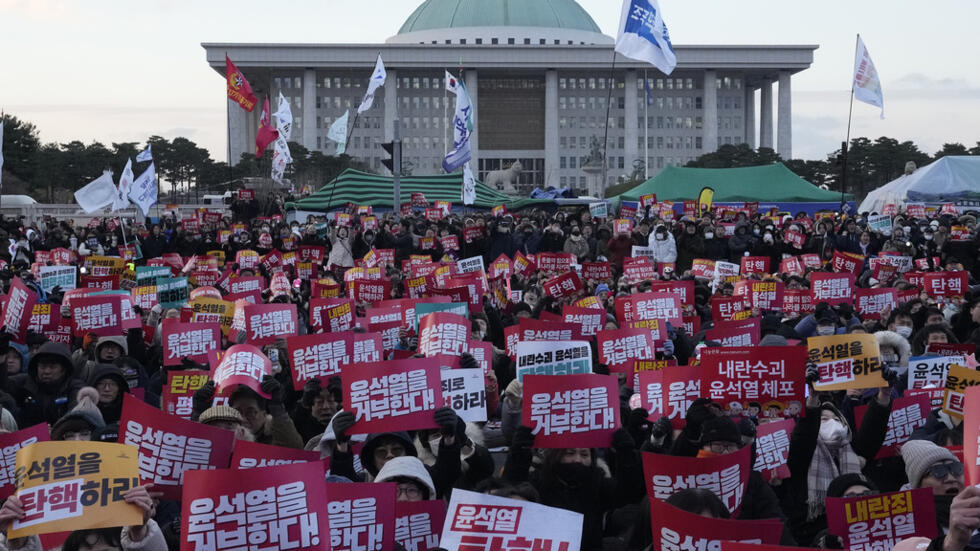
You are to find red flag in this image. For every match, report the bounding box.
[255,96,278,157]
[226,55,257,112]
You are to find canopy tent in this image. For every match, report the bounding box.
[859,156,980,214]
[610,163,852,213]
[285,169,550,212]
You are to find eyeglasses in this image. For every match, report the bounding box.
[396,485,422,499]
[843,490,875,498]
[926,461,964,480]
[708,442,740,454]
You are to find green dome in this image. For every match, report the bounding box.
[398,0,602,35]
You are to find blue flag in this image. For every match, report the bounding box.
[443,81,473,173]
[615,0,677,76]
[644,77,652,106]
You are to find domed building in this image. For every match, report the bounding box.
[205,0,814,197]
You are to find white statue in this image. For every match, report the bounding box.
[484,161,523,194]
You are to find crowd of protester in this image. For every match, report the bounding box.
[0,192,976,551]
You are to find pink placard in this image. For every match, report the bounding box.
[644,446,752,515]
[523,374,619,449]
[161,321,220,366]
[243,303,298,345]
[342,358,444,434]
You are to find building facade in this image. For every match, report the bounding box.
[204,0,815,197]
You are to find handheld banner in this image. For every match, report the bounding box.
[287,332,350,390]
[943,363,980,419]
[243,303,298,346]
[419,312,470,357]
[753,419,793,481]
[648,493,782,551]
[643,446,751,515]
[597,328,655,373]
[855,395,930,459]
[699,346,807,418]
[210,344,273,398]
[230,440,321,469]
[826,488,937,550]
[161,321,220,366]
[2,277,37,343]
[811,273,856,306]
[395,500,445,551]
[440,368,488,423]
[161,371,211,419]
[514,341,592,382]
[543,271,583,299]
[523,374,619,448]
[562,306,604,337]
[636,367,701,429]
[705,318,761,348]
[809,333,885,391]
[342,358,443,434]
[0,424,50,500]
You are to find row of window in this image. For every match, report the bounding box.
[283,74,744,93]
[560,156,627,170]
[559,116,626,129]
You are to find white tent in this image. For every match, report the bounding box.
[859,156,980,213]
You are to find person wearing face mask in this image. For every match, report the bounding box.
[675,220,705,272]
[702,225,729,261]
[563,225,590,261]
[647,224,677,264]
[917,226,942,269]
[794,303,849,338]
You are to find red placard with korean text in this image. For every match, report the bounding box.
[780,256,805,276]
[310,298,354,333]
[752,419,793,481]
[855,394,930,459]
[643,446,752,515]
[832,250,865,276]
[243,303,298,346]
[733,280,785,311]
[161,321,220,366]
[637,367,702,429]
[161,371,210,419]
[71,294,138,337]
[691,259,715,279]
[341,358,444,434]
[597,328,654,373]
[581,262,612,280]
[287,332,350,390]
[323,483,397,551]
[395,500,445,551]
[0,424,50,499]
[705,318,761,347]
[783,290,814,316]
[1,278,36,343]
[119,394,235,501]
[699,346,807,418]
[230,440,322,470]
[810,273,856,306]
[740,256,770,275]
[855,288,898,320]
[712,295,749,321]
[536,252,574,273]
[784,229,806,249]
[923,271,968,298]
[826,488,937,550]
[562,306,604,337]
[418,312,470,357]
[210,344,273,398]
[523,374,619,449]
[966,386,980,486]
[543,272,583,298]
[616,291,682,326]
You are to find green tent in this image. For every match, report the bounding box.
[609,163,852,207]
[285,169,550,212]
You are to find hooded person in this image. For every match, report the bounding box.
[647,224,677,264]
[88,364,130,425]
[50,387,105,441]
[374,456,437,502]
[74,335,130,386]
[11,342,86,428]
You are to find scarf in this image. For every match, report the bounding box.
[806,438,863,520]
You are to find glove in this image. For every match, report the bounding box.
[881,367,899,386]
[192,380,216,414]
[662,339,675,357]
[805,364,820,384]
[260,375,283,404]
[684,398,715,436]
[651,416,673,439]
[433,407,459,438]
[627,408,652,435]
[331,410,356,443]
[301,379,322,409]
[611,428,636,451]
[511,425,536,449]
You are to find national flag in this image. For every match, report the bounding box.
[644,76,652,106]
[112,158,134,211]
[462,163,476,206]
[75,172,118,214]
[129,163,158,217]
[274,92,293,141]
[442,81,474,173]
[615,0,677,76]
[445,70,460,94]
[853,35,884,119]
[271,93,293,185]
[358,55,387,114]
[327,110,349,155]
[255,96,278,158]
[225,55,257,112]
[136,144,152,163]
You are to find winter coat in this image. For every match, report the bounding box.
[606,235,634,268]
[647,232,677,264]
[563,234,591,261]
[675,232,705,272]
[327,231,354,268]
[10,342,86,428]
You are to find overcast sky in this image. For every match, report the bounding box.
[3,0,978,164]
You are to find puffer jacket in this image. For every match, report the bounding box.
[647,230,677,264]
[563,234,590,261]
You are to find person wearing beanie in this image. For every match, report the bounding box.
[901,440,963,495]
[374,456,437,502]
[88,364,130,425]
[901,441,980,551]
[50,387,105,441]
[826,473,879,499]
[11,341,85,428]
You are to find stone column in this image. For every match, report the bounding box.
[777,71,792,159]
[383,69,398,142]
[744,86,756,148]
[545,69,559,187]
[227,99,249,165]
[624,69,639,174]
[760,79,774,149]
[302,69,317,151]
[703,70,718,153]
[465,69,479,169]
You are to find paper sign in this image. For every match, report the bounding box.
[809,333,885,391]
[9,441,141,538]
[700,346,807,419]
[156,276,189,309]
[523,374,619,448]
[230,440,321,469]
[162,322,220,366]
[648,487,782,551]
[543,271,583,299]
[287,332,350,390]
[181,461,330,551]
[753,419,793,481]
[855,395,930,459]
[414,301,467,332]
[924,271,968,298]
[589,202,608,219]
[705,318,761,348]
[616,292,682,326]
[119,394,235,501]
[39,266,76,293]
[440,489,583,551]
[597,328,654,373]
[537,252,574,273]
[855,288,897,320]
[907,355,963,394]
[643,446,751,514]
[636,367,701,429]
[2,277,37,343]
[395,500,445,551]
[811,273,856,306]
[243,303,298,346]
[419,312,470,357]
[514,341,592,382]
[71,294,135,337]
[943,363,980,419]
[0,424,50,500]
[342,358,443,434]
[733,280,785,311]
[440,368,487,423]
[562,306,604,337]
[826,488,937,550]
[965,385,980,486]
[161,371,211,419]
[210,344,273,398]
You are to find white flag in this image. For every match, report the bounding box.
[853,35,884,119]
[462,163,476,206]
[327,110,349,155]
[136,144,153,163]
[129,163,158,217]
[615,0,677,76]
[75,172,118,214]
[275,92,293,141]
[358,55,387,114]
[272,92,293,177]
[443,81,474,173]
[445,70,460,95]
[112,159,134,211]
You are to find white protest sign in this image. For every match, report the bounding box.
[907,355,964,390]
[39,266,77,292]
[631,246,656,264]
[514,340,592,381]
[867,214,893,234]
[440,368,487,423]
[456,256,485,274]
[441,489,583,551]
[589,202,608,219]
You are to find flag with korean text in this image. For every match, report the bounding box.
[161,321,219,366]
[852,35,884,118]
[699,346,807,419]
[643,446,751,515]
[809,333,885,392]
[855,395,930,459]
[243,303,297,346]
[210,344,273,398]
[753,419,793,481]
[523,374,619,448]
[341,357,443,434]
[615,0,676,75]
[0,424,49,500]
[827,488,936,551]
[647,486,782,551]
[181,461,330,551]
[119,395,234,501]
[441,489,583,551]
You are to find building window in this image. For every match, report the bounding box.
[657,157,664,168]
[460,39,466,44]
[666,79,673,90]
[524,38,531,44]
[560,137,567,148]
[618,137,625,149]
[657,136,664,148]
[560,177,567,186]
[559,78,567,89]
[492,38,499,45]
[695,116,703,129]
[569,156,577,169]
[476,38,482,44]
[508,38,515,44]
[560,157,567,169]
[695,97,702,109]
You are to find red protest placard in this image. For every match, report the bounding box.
[1,277,36,343]
[927,343,976,357]
[623,257,658,282]
[780,256,805,276]
[753,419,793,481]
[512,251,536,277]
[536,252,574,273]
[161,371,210,419]
[462,226,483,243]
[523,374,619,449]
[705,318,761,347]
[783,289,814,316]
[826,488,937,549]
[543,271,583,298]
[395,500,446,551]
[924,271,969,298]
[243,303,298,345]
[230,440,322,469]
[310,298,354,333]
[349,279,391,303]
[855,288,898,320]
[801,253,822,269]
[419,312,470,357]
[811,272,856,306]
[210,344,273,398]
[0,424,50,499]
[855,394,931,459]
[562,306,604,337]
[907,203,926,218]
[740,256,770,275]
[287,332,349,390]
[691,259,715,279]
[832,250,865,276]
[161,321,220,366]
[227,275,265,296]
[733,280,785,311]
[967,386,980,486]
[581,261,612,280]
[637,367,702,429]
[597,328,654,373]
[712,295,749,321]
[120,394,235,500]
[326,483,396,551]
[71,294,137,336]
[181,461,330,551]
[699,346,807,418]
[784,229,806,249]
[644,446,752,514]
[616,291,683,326]
[342,358,443,434]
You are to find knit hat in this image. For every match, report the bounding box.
[699,416,741,445]
[901,439,959,488]
[759,334,788,347]
[595,283,611,296]
[199,405,243,426]
[51,387,106,440]
[827,473,879,498]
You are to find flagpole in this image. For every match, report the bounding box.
[841,33,859,214]
[444,74,449,158]
[600,48,618,199]
[644,69,649,180]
